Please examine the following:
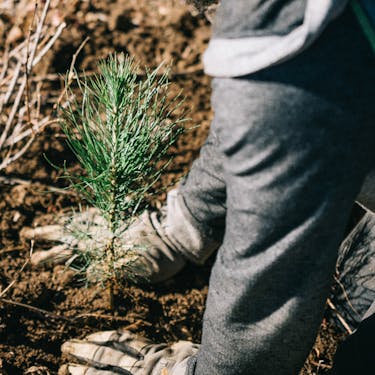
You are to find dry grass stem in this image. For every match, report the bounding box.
[0,297,71,322]
[327,298,353,335]
[0,175,77,195]
[333,274,361,318]
[0,299,144,325]
[54,36,90,110]
[0,0,65,171]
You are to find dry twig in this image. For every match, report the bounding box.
[310,360,333,370]
[0,298,144,326]
[333,274,361,318]
[327,298,353,335]
[0,175,77,195]
[0,0,65,171]
[0,246,25,255]
[0,297,71,322]
[54,36,90,109]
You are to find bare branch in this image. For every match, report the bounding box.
[0,0,65,171]
[32,22,66,67]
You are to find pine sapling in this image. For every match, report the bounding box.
[59,54,185,308]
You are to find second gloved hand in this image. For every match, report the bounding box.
[59,329,199,375]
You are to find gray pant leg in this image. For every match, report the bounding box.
[187,8,375,375]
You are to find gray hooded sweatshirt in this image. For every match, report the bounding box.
[203,0,349,77]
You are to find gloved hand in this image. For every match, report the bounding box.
[21,190,219,283]
[59,329,199,375]
[21,208,187,284]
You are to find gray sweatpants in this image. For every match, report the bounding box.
[179,8,375,375]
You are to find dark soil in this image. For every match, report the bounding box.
[0,1,344,374]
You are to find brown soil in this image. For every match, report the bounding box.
[0,1,344,374]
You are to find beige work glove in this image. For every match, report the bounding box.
[59,329,199,375]
[21,207,187,284]
[21,189,220,283]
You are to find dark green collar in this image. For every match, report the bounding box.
[351,0,375,53]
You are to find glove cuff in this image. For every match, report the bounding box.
[164,189,220,265]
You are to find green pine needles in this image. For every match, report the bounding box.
[59,54,185,306]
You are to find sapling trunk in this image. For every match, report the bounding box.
[58,53,186,309]
[106,121,120,308]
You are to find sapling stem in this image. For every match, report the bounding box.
[106,93,122,308]
[58,53,186,308]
